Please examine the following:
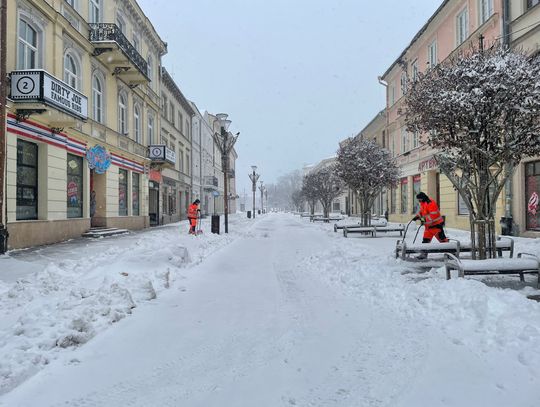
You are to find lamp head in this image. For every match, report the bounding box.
[251,165,257,172]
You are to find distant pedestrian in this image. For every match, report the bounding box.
[187,199,201,235]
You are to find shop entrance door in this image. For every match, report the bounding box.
[149,182,159,226]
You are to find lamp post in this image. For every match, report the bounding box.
[264,188,268,213]
[259,181,264,214]
[249,166,259,218]
[213,113,238,233]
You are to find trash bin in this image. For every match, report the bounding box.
[258,210,261,215]
[0,226,8,254]
[247,211,252,219]
[211,215,220,234]
[500,216,513,236]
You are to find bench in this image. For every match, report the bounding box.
[300,213,312,218]
[312,217,344,223]
[395,240,461,260]
[373,225,405,237]
[444,253,540,287]
[343,226,376,237]
[334,222,362,232]
[458,236,514,258]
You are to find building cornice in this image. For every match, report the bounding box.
[161,68,195,117]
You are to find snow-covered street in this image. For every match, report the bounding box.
[1,213,540,406]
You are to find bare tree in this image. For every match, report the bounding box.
[336,137,399,226]
[301,172,319,215]
[266,170,303,210]
[309,166,344,219]
[291,189,304,212]
[403,45,540,258]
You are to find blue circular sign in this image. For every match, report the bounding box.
[86,145,111,174]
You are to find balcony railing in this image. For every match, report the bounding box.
[204,176,219,188]
[89,23,148,79]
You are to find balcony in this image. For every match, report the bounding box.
[89,23,149,86]
[228,168,235,179]
[203,176,219,190]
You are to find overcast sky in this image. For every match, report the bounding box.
[137,0,441,193]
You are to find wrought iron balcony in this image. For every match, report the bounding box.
[204,176,219,190]
[89,23,149,83]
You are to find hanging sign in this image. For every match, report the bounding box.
[86,145,111,174]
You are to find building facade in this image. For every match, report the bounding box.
[6,0,166,248]
[157,67,194,225]
[381,0,504,229]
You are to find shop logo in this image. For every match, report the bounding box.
[528,192,539,215]
[86,145,111,174]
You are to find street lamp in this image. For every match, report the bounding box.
[249,166,259,218]
[259,181,264,214]
[212,113,239,233]
[264,188,268,213]
[0,0,8,253]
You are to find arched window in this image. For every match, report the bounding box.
[147,115,154,145]
[118,93,127,135]
[89,0,101,23]
[134,105,141,143]
[18,19,38,69]
[92,74,103,123]
[64,53,79,89]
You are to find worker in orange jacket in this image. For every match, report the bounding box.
[187,199,201,235]
[412,192,448,244]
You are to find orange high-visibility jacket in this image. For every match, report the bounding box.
[416,198,444,227]
[187,203,199,219]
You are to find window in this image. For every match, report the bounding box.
[116,14,126,34]
[428,40,437,67]
[118,169,128,216]
[178,113,183,131]
[92,74,103,123]
[132,32,140,52]
[169,188,177,215]
[18,19,38,69]
[390,186,397,214]
[456,8,469,45]
[400,178,408,214]
[118,93,127,135]
[333,202,340,212]
[134,105,141,143]
[132,173,140,216]
[178,150,184,173]
[400,72,408,95]
[391,132,396,157]
[401,127,409,153]
[16,140,38,220]
[458,192,470,215]
[162,96,168,118]
[389,85,395,105]
[186,120,190,139]
[170,103,175,125]
[147,115,154,145]
[525,161,540,230]
[65,0,76,8]
[411,60,419,82]
[67,154,83,218]
[89,0,100,23]
[147,55,153,86]
[186,154,190,175]
[412,131,419,149]
[412,175,421,214]
[481,0,494,22]
[64,53,79,89]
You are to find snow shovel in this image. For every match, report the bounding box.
[196,215,203,235]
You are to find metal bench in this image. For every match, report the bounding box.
[343,226,376,237]
[444,253,540,287]
[334,222,362,232]
[373,225,405,237]
[458,236,514,258]
[312,217,344,223]
[395,240,461,260]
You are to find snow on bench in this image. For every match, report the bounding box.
[334,218,387,232]
[444,253,540,287]
[458,236,514,258]
[343,226,376,237]
[311,217,344,223]
[395,240,460,259]
[373,224,405,237]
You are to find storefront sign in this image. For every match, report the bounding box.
[10,70,88,120]
[86,145,111,174]
[418,156,438,172]
[148,145,176,165]
[528,192,539,215]
[149,169,162,183]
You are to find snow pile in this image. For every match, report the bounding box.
[298,228,540,381]
[0,215,252,395]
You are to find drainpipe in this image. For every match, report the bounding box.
[378,76,390,215]
[502,0,514,235]
[0,0,8,253]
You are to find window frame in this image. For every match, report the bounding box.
[17,18,40,69]
[456,7,469,46]
[16,139,39,221]
[428,40,438,68]
[118,168,128,216]
[118,92,128,135]
[67,153,84,219]
[89,0,101,24]
[92,72,104,123]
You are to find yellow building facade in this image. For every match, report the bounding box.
[5,0,166,248]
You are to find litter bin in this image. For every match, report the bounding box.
[500,216,513,236]
[258,210,261,215]
[211,215,220,234]
[247,211,252,219]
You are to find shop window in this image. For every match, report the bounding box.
[169,188,177,215]
[400,178,408,214]
[458,192,470,215]
[67,154,83,218]
[132,172,140,216]
[526,161,540,230]
[333,202,340,212]
[412,175,421,214]
[118,169,128,216]
[16,139,38,220]
[390,186,397,214]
